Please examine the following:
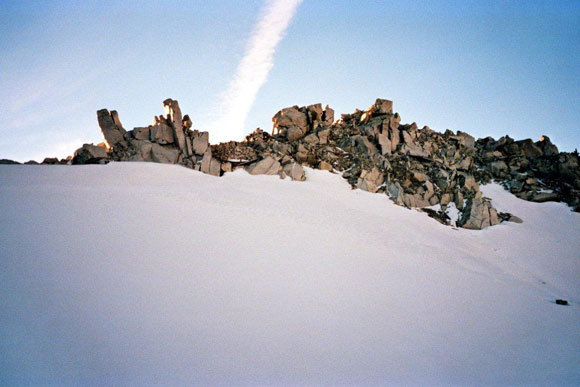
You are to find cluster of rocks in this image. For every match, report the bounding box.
[7,97,577,230]
[91,99,226,176]
[0,158,69,165]
[474,135,579,209]
[213,97,577,229]
[207,98,512,229]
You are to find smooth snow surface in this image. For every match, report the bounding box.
[1,163,579,386]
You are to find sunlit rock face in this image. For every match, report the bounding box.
[97,109,126,149]
[93,100,212,172]
[63,97,580,230]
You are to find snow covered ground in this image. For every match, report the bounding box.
[1,163,579,386]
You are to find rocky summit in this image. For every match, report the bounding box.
[49,98,580,230]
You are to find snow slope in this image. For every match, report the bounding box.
[1,163,579,386]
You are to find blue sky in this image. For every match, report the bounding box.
[0,0,579,161]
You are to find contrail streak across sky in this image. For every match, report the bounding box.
[209,0,303,143]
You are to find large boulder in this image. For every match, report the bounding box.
[352,136,378,155]
[273,106,308,129]
[283,162,306,181]
[387,181,405,204]
[133,127,151,141]
[97,109,126,149]
[272,103,334,142]
[460,174,479,192]
[303,133,319,145]
[209,159,221,176]
[307,103,324,130]
[490,160,508,177]
[532,192,560,203]
[323,105,334,124]
[319,161,333,171]
[151,143,179,164]
[286,127,306,142]
[71,144,109,165]
[131,141,153,162]
[457,193,500,230]
[246,156,281,175]
[373,98,393,115]
[41,157,60,165]
[536,135,559,156]
[272,106,309,141]
[150,120,175,144]
[357,167,384,193]
[451,131,476,148]
[317,128,331,144]
[516,139,543,158]
[192,131,209,156]
[200,148,220,176]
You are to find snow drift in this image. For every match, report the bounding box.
[0,163,578,385]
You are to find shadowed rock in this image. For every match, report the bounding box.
[0,159,20,165]
[72,144,109,165]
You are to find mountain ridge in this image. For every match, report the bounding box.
[3,97,579,229]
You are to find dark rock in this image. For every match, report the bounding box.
[499,212,523,223]
[41,157,60,165]
[490,160,508,177]
[515,139,543,158]
[72,144,109,165]
[0,159,20,165]
[536,135,558,156]
[532,192,560,203]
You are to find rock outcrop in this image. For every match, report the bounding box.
[0,159,21,165]
[71,143,109,165]
[62,97,580,229]
[475,134,580,211]
[91,100,215,172]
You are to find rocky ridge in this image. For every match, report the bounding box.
[17,97,580,230]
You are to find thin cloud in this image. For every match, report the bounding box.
[208,0,303,143]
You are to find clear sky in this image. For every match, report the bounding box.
[1,0,579,162]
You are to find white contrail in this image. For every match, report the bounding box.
[208,0,303,143]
